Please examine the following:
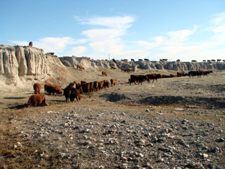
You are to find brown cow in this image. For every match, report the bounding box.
[76,83,83,94]
[81,80,87,84]
[27,94,47,107]
[130,75,147,85]
[44,84,62,95]
[102,71,107,76]
[161,75,172,78]
[76,89,82,100]
[89,82,94,92]
[98,81,104,90]
[110,66,116,69]
[104,80,110,88]
[110,79,117,86]
[77,64,85,70]
[188,70,213,77]
[170,74,177,77]
[188,71,201,77]
[94,81,99,91]
[44,84,54,95]
[126,68,135,73]
[33,83,41,94]
[202,70,213,76]
[67,81,77,88]
[177,72,184,77]
[81,83,90,93]
[146,74,162,83]
[52,84,63,95]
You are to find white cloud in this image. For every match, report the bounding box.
[11,40,29,46]
[135,36,165,49]
[166,25,198,44]
[11,12,225,62]
[210,11,225,26]
[34,37,73,52]
[74,16,134,29]
[65,46,86,56]
[74,15,136,59]
[212,25,225,33]
[76,13,225,61]
[11,37,87,55]
[82,28,125,41]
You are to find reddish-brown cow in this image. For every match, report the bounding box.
[146,74,162,83]
[110,66,116,69]
[44,84,62,96]
[81,81,87,84]
[102,71,107,76]
[89,82,94,92]
[77,64,85,70]
[27,94,47,107]
[130,75,147,85]
[94,81,99,91]
[67,81,77,88]
[76,83,83,94]
[81,83,90,93]
[177,72,184,77]
[104,80,110,88]
[33,83,41,94]
[98,81,104,90]
[110,79,117,86]
[76,89,82,100]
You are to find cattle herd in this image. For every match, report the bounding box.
[27,70,212,107]
[27,78,117,107]
[128,70,213,85]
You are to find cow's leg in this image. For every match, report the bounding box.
[34,100,37,107]
[42,99,47,106]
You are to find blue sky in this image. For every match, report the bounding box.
[1,0,225,61]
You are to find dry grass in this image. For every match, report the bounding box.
[0,69,224,168]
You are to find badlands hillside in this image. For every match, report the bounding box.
[0,44,225,92]
[0,45,224,168]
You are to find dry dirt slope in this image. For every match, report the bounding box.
[0,69,224,168]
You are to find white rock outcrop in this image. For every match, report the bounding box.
[0,45,48,76]
[1,44,225,92]
[60,56,225,71]
[0,45,19,76]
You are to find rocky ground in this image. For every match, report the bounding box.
[0,69,224,169]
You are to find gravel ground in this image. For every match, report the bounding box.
[0,70,224,168]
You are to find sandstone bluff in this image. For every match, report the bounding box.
[0,44,224,90]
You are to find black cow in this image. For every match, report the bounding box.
[130,75,147,85]
[64,87,78,102]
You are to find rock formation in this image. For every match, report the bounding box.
[0,44,224,91]
[60,56,225,71]
[0,45,48,76]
